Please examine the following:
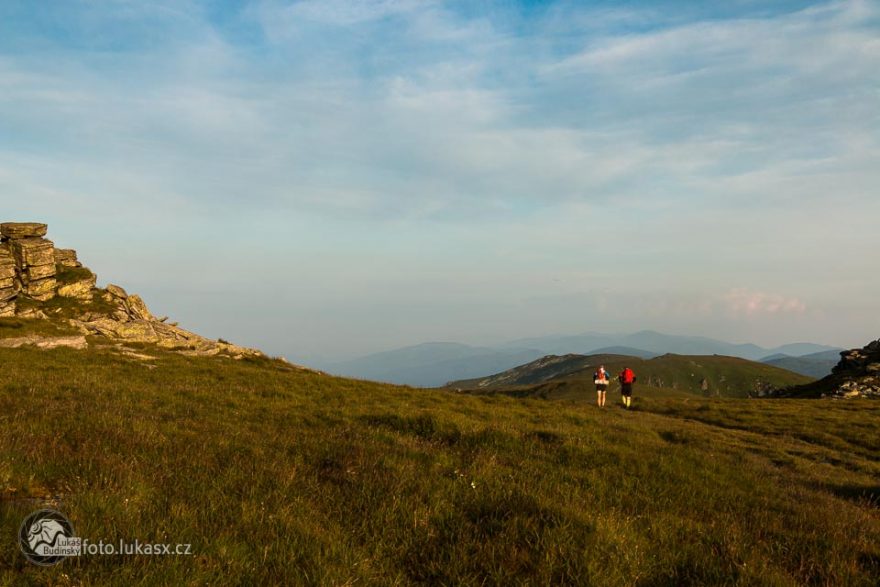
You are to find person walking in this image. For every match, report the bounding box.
[594,365,610,407]
[619,366,636,409]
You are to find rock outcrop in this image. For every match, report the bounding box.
[2,223,58,303]
[0,247,16,318]
[782,339,880,399]
[68,283,261,359]
[54,248,82,268]
[0,221,264,361]
[0,335,88,350]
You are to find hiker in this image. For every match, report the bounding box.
[594,365,610,407]
[619,367,637,408]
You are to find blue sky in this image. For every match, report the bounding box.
[2,0,878,362]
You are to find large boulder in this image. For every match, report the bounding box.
[0,301,14,318]
[125,294,154,321]
[9,238,55,269]
[25,278,58,301]
[23,262,56,282]
[57,273,97,300]
[0,222,48,240]
[54,249,82,268]
[105,284,128,299]
[0,246,17,310]
[0,246,15,277]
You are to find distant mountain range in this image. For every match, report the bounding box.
[760,349,842,379]
[320,331,841,387]
[323,342,546,387]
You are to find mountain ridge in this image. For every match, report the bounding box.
[327,332,840,387]
[449,352,814,399]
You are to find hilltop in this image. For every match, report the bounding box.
[449,352,814,399]
[761,349,841,378]
[0,222,272,363]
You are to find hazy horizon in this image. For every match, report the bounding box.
[3,1,878,363]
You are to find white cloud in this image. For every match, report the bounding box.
[723,289,807,316]
[1,0,878,355]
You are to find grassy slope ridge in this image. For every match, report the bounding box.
[452,353,814,399]
[1,347,878,585]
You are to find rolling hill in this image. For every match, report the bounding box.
[322,342,545,386]
[761,349,841,378]
[450,353,814,400]
[330,332,840,386]
[2,344,878,585]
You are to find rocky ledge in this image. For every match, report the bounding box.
[0,222,264,360]
[781,339,880,399]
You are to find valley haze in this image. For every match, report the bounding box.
[322,331,842,386]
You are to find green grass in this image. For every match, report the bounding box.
[53,265,95,287]
[0,317,79,339]
[0,347,878,585]
[12,286,118,325]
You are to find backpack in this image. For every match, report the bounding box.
[621,368,635,384]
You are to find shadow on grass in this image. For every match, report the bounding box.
[403,487,594,584]
[360,413,462,446]
[825,483,880,507]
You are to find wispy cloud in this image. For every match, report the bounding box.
[723,289,808,317]
[0,0,877,354]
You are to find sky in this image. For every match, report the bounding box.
[1,0,878,363]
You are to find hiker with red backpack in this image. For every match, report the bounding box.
[619,367,637,408]
[594,365,610,407]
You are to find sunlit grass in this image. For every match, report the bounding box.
[0,346,878,585]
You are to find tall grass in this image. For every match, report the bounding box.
[0,347,878,585]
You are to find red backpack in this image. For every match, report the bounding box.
[621,368,635,384]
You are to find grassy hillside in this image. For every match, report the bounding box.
[1,345,878,585]
[450,353,634,389]
[453,353,814,399]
